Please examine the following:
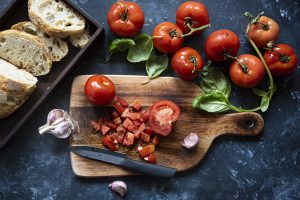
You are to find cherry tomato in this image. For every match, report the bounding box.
[152,22,184,54]
[84,75,116,106]
[264,44,298,76]
[149,100,180,136]
[176,1,210,35]
[229,54,265,88]
[247,16,279,48]
[171,47,204,80]
[204,29,241,62]
[107,1,144,37]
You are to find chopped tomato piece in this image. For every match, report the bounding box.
[112,111,119,118]
[141,108,150,122]
[113,101,125,114]
[134,131,141,139]
[144,153,156,164]
[139,144,155,158]
[127,123,137,133]
[141,132,150,143]
[144,127,154,136]
[102,135,117,151]
[121,108,142,121]
[122,118,133,129]
[101,125,110,135]
[117,96,129,107]
[90,120,101,131]
[133,120,142,127]
[102,120,116,129]
[152,135,160,145]
[110,131,125,144]
[113,117,122,125]
[122,132,135,146]
[132,99,142,111]
[116,125,126,135]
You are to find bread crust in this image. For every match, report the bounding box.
[28,0,85,38]
[0,29,52,76]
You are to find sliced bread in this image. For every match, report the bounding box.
[69,29,91,48]
[12,21,69,61]
[0,58,38,119]
[0,29,52,76]
[28,0,86,38]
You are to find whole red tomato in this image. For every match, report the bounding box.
[152,22,184,54]
[171,47,204,80]
[107,1,145,37]
[229,54,265,88]
[247,16,279,48]
[204,29,241,62]
[176,1,210,35]
[264,44,298,76]
[84,75,116,106]
[149,100,180,136]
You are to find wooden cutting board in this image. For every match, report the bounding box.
[70,75,264,177]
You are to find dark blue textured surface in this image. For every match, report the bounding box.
[1,0,300,199]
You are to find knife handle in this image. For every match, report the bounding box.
[122,159,176,178]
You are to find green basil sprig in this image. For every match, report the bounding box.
[108,33,168,81]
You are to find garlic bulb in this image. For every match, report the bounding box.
[182,133,199,149]
[38,109,79,138]
[109,181,127,197]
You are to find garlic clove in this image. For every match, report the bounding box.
[109,181,127,197]
[38,109,79,139]
[182,133,199,149]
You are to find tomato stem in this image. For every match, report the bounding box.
[151,36,164,39]
[245,11,269,31]
[117,2,129,22]
[225,54,249,73]
[169,29,180,38]
[182,24,211,37]
[189,56,198,73]
[264,44,291,63]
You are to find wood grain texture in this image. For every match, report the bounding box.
[70,75,264,177]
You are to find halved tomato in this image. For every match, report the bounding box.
[149,100,180,136]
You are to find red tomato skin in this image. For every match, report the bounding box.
[149,100,180,136]
[204,29,241,62]
[247,16,279,48]
[264,44,298,76]
[176,1,210,35]
[229,54,265,88]
[107,1,145,37]
[84,75,116,106]
[171,47,204,80]
[152,22,184,54]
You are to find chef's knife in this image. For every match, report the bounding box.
[71,146,176,178]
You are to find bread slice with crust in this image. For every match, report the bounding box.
[28,0,86,38]
[69,29,91,48]
[0,29,52,76]
[12,21,69,61]
[0,58,38,119]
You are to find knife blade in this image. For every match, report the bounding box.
[71,146,176,178]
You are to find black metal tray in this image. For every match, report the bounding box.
[0,0,104,148]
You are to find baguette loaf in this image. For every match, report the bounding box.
[0,29,52,76]
[0,58,38,119]
[28,0,86,38]
[12,21,69,62]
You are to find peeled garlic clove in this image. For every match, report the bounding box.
[52,120,72,138]
[182,133,199,149]
[109,181,127,197]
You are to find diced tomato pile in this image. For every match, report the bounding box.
[90,96,163,164]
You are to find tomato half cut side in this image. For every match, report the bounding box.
[149,100,180,136]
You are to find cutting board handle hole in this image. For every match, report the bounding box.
[244,120,255,128]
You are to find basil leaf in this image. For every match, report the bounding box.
[200,68,231,98]
[107,38,135,61]
[252,88,268,97]
[260,95,270,112]
[127,34,153,63]
[146,54,168,79]
[192,93,231,113]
